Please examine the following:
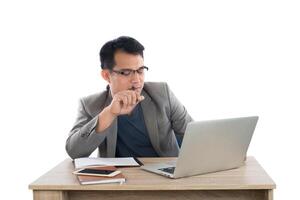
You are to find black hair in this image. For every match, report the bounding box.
[99,36,145,70]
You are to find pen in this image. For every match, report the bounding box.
[133,157,144,166]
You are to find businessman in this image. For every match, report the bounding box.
[66,36,193,159]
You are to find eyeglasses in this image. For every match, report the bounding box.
[110,66,149,77]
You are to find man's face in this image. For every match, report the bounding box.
[102,51,145,96]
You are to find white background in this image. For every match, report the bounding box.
[0,0,299,199]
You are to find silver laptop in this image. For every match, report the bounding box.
[141,116,258,178]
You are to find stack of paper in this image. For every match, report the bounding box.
[74,157,140,169]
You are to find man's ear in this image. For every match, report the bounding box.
[101,70,111,83]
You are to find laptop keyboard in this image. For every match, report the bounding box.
[158,167,175,174]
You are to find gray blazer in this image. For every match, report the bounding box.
[66,82,193,159]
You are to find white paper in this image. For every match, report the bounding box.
[74,157,140,169]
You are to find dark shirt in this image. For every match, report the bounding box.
[115,104,159,157]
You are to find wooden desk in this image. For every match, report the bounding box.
[29,156,275,200]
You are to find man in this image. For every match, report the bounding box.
[66,36,193,159]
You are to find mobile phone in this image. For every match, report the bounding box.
[73,168,121,177]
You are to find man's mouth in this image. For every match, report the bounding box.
[130,86,140,91]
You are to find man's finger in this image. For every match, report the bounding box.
[120,95,128,109]
[131,92,137,105]
[126,93,133,106]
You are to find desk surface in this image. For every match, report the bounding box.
[29,156,275,191]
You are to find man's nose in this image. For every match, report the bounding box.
[131,71,140,82]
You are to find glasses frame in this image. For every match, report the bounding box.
[110,66,149,77]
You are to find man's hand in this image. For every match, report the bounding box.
[96,90,144,133]
[108,90,145,116]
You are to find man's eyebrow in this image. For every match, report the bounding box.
[120,68,133,71]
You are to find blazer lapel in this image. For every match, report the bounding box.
[140,90,162,156]
[103,90,118,157]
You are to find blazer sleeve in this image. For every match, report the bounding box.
[65,98,112,159]
[166,84,193,136]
